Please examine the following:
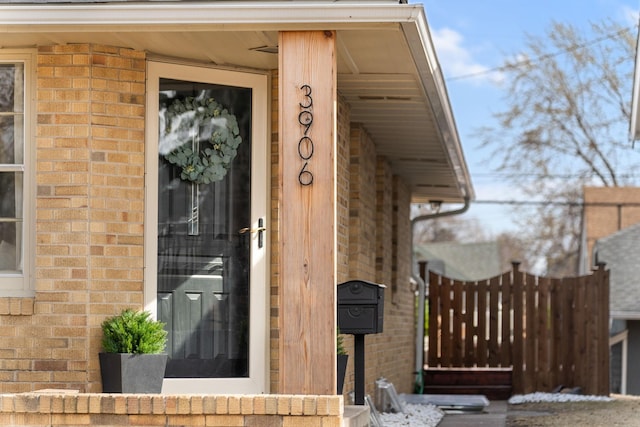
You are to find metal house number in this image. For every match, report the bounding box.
[298,84,314,186]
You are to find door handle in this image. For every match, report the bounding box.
[239,218,266,248]
[238,227,266,234]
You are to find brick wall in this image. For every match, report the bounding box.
[341,125,416,397]
[348,125,377,280]
[375,157,393,289]
[336,95,351,283]
[386,176,414,392]
[583,187,640,269]
[0,44,146,393]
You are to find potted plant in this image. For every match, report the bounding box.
[337,329,348,394]
[99,308,168,393]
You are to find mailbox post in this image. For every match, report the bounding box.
[337,280,385,405]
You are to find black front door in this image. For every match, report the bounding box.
[156,78,252,378]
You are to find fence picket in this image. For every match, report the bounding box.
[550,277,562,390]
[598,265,610,395]
[587,273,598,394]
[452,280,463,366]
[428,270,439,367]
[575,276,586,391]
[524,273,537,393]
[512,263,524,394]
[441,276,452,367]
[562,277,575,389]
[464,280,476,367]
[537,276,550,391]
[476,278,488,367]
[488,276,500,367]
[500,271,511,368]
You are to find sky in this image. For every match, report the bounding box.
[411,0,640,237]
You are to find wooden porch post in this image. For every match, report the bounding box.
[278,31,337,394]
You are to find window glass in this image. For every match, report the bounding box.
[0,61,25,275]
[0,64,21,113]
[157,79,252,378]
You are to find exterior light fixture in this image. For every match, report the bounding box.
[429,200,442,214]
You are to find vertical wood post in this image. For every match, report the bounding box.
[354,334,366,405]
[511,261,523,394]
[427,270,438,367]
[500,271,512,368]
[278,31,337,394]
[464,280,476,367]
[598,263,610,395]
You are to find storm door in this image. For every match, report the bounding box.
[145,62,268,394]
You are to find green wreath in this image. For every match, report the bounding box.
[161,96,242,184]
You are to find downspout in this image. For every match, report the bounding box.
[411,196,470,393]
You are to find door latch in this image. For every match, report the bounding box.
[239,218,266,248]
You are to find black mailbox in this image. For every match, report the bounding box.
[337,280,385,335]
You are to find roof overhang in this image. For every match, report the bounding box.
[0,0,474,203]
[611,311,640,320]
[631,19,640,141]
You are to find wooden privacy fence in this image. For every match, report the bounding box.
[422,262,610,396]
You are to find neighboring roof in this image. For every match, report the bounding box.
[0,0,474,204]
[415,241,502,281]
[594,222,640,319]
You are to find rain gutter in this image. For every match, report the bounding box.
[411,195,470,393]
[0,2,426,29]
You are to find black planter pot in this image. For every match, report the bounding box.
[337,354,348,394]
[99,353,168,393]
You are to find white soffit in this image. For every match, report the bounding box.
[0,1,474,203]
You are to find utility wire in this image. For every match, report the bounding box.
[446,24,635,82]
[471,172,640,179]
[415,200,640,208]
[473,200,640,207]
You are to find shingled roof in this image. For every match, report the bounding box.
[593,222,640,319]
[415,241,502,281]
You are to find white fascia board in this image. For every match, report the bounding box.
[400,13,474,201]
[0,2,421,30]
[612,311,640,320]
[631,21,640,141]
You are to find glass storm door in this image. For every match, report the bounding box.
[145,62,268,394]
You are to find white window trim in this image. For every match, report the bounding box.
[610,329,628,394]
[0,49,36,297]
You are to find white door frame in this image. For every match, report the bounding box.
[144,61,269,394]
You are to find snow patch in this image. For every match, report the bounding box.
[509,392,613,404]
[378,403,444,427]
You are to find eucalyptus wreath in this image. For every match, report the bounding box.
[161,96,242,184]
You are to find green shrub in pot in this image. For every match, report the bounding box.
[101,308,167,354]
[99,309,168,393]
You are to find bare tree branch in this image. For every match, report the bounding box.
[477,19,638,275]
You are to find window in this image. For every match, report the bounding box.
[0,51,34,295]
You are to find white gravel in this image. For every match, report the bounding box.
[377,392,613,425]
[378,402,444,427]
[508,392,614,404]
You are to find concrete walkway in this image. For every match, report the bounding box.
[438,400,507,427]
